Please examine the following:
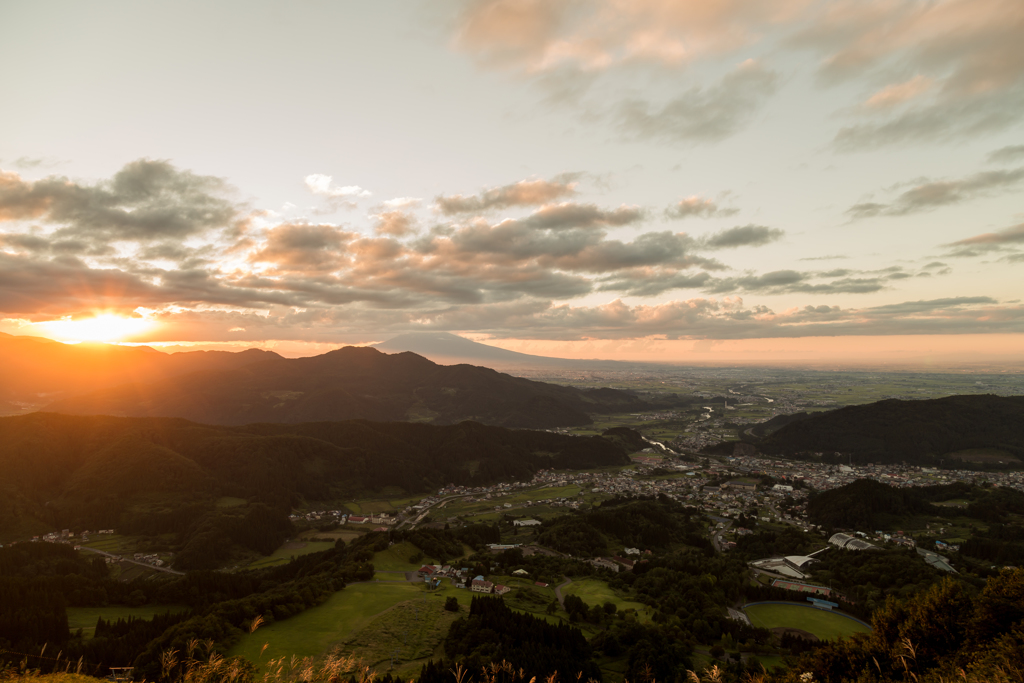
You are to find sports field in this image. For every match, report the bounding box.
[743,603,870,641]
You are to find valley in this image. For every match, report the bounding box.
[1,342,1023,683]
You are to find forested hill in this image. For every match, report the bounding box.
[44,346,662,429]
[756,394,1024,466]
[0,331,280,414]
[0,412,633,553]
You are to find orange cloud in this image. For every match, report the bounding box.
[455,0,811,72]
[866,75,933,107]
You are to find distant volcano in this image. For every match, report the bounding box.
[373,332,625,371]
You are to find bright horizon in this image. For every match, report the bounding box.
[3,1,1024,369]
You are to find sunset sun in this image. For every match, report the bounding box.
[33,314,157,343]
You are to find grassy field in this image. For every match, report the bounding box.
[67,604,187,639]
[744,603,869,641]
[561,579,651,621]
[335,596,462,673]
[247,541,335,569]
[80,534,132,553]
[372,541,422,571]
[228,582,432,666]
[443,485,583,519]
[298,528,363,542]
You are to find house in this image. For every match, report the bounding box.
[348,515,368,524]
[471,579,494,593]
[418,565,436,577]
[512,568,530,576]
[591,558,620,572]
[494,584,511,595]
[513,519,542,527]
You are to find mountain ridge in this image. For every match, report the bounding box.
[43,345,664,429]
[754,394,1024,466]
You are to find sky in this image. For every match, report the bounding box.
[1,0,1023,365]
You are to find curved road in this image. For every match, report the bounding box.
[554,577,572,607]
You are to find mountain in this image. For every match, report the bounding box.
[757,394,1024,466]
[44,346,659,428]
[0,412,635,553]
[373,332,635,371]
[0,332,281,414]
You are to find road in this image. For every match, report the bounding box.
[79,546,184,576]
[710,519,733,553]
[399,493,477,529]
[554,577,573,607]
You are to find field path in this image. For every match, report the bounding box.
[554,577,572,607]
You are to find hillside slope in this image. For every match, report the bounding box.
[757,394,1024,466]
[0,412,634,547]
[45,346,656,428]
[0,331,280,413]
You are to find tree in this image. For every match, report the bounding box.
[444,597,459,612]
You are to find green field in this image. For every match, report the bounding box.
[561,579,651,621]
[298,528,363,542]
[67,604,187,639]
[443,485,583,519]
[228,581,477,677]
[744,603,869,641]
[336,596,463,675]
[228,583,431,665]
[247,540,335,568]
[372,541,422,571]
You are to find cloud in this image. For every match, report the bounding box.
[454,0,810,73]
[4,160,1015,344]
[792,0,1024,148]
[304,174,371,199]
[664,196,739,220]
[249,223,357,273]
[704,269,890,295]
[943,222,1024,258]
[847,166,1024,218]
[517,202,643,230]
[453,3,793,144]
[373,210,418,237]
[0,160,243,242]
[616,60,779,143]
[833,89,1024,149]
[401,294,1024,341]
[864,75,934,108]
[701,225,784,249]
[454,0,1024,148]
[436,177,578,214]
[988,144,1024,164]
[11,156,64,170]
[950,223,1024,246]
[799,254,849,261]
[382,197,422,209]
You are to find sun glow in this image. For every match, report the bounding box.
[33,314,157,343]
